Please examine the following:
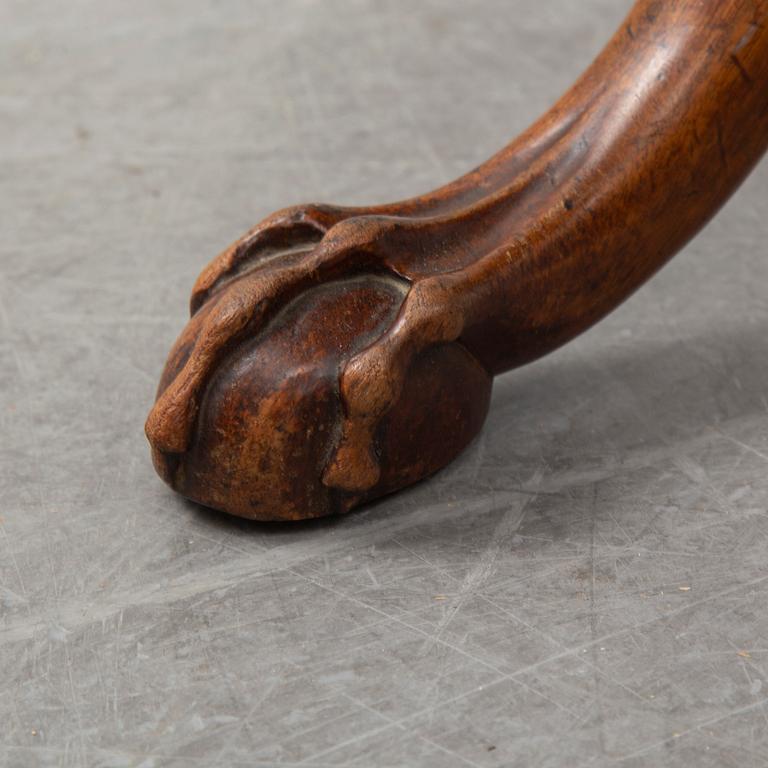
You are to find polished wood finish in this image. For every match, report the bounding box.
[146,0,768,520]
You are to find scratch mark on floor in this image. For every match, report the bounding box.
[418,471,543,655]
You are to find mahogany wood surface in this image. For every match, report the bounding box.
[146,0,768,521]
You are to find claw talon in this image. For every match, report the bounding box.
[189,203,352,314]
[323,275,468,493]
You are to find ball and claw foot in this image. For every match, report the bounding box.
[145,203,491,520]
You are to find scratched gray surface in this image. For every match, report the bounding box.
[2,0,768,766]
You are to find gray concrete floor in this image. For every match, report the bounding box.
[3,0,768,766]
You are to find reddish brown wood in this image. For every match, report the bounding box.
[146,0,768,521]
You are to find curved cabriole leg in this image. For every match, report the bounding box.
[146,0,768,521]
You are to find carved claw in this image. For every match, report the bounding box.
[323,275,468,492]
[147,214,402,455]
[189,204,350,315]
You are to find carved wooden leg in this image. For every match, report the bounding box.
[146,0,768,521]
